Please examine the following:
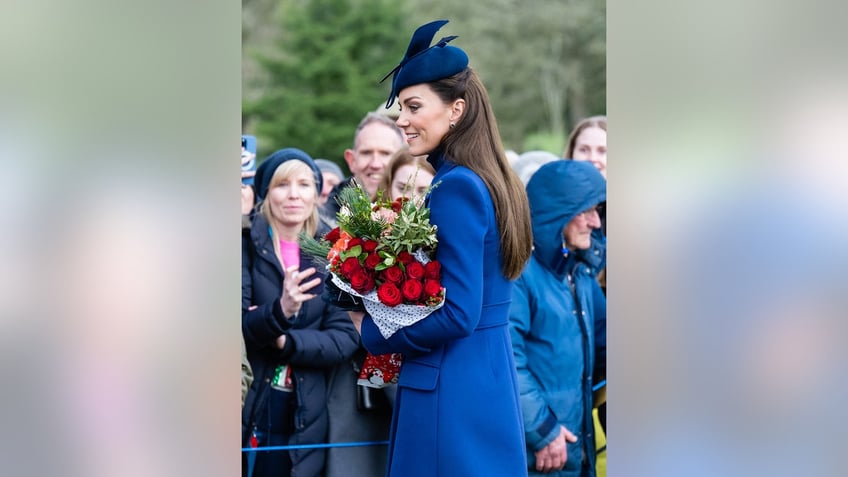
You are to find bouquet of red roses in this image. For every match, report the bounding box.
[300,180,445,388]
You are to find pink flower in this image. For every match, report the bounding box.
[372,207,398,224]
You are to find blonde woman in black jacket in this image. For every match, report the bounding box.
[242,148,359,477]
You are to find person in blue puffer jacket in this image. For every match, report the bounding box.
[509,159,607,477]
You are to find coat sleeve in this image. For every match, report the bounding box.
[360,171,488,356]
[242,233,290,349]
[286,301,360,367]
[508,273,561,451]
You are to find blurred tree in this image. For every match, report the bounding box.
[243,0,408,164]
[243,0,605,158]
[413,0,606,153]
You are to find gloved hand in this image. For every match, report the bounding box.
[322,274,366,312]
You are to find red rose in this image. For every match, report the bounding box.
[363,239,378,253]
[397,251,415,265]
[401,279,423,302]
[347,237,364,250]
[405,261,425,280]
[364,253,381,270]
[377,282,403,307]
[390,197,408,213]
[324,227,341,244]
[340,256,362,278]
[424,261,441,279]
[424,279,442,298]
[350,270,375,294]
[382,265,404,284]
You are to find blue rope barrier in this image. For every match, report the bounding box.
[242,380,607,453]
[243,440,389,453]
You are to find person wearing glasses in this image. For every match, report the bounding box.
[508,160,607,477]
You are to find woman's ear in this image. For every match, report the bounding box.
[449,98,466,124]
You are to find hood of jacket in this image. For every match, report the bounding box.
[526,160,606,279]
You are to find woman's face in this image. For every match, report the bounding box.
[572,126,607,178]
[267,167,317,228]
[396,84,455,156]
[390,164,434,201]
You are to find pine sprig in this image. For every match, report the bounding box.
[336,182,389,239]
[297,231,331,268]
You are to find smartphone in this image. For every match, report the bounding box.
[241,135,257,186]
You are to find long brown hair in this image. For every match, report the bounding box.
[429,68,532,279]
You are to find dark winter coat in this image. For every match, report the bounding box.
[242,213,359,477]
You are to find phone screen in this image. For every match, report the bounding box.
[241,135,257,185]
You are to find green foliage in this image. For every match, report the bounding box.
[243,0,606,156]
[381,192,439,255]
[243,0,408,160]
[336,183,387,239]
[334,180,439,256]
[522,131,566,156]
[411,0,606,149]
[297,231,331,267]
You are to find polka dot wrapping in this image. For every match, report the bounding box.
[330,270,445,339]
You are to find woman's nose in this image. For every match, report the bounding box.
[395,113,408,128]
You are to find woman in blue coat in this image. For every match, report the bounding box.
[509,160,607,477]
[242,148,359,477]
[345,20,533,477]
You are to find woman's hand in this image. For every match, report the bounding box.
[280,265,322,318]
[347,311,365,334]
[241,184,255,215]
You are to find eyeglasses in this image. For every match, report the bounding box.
[576,206,600,219]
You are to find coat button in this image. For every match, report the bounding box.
[264,378,270,383]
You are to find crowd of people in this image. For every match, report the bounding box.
[241,19,607,477]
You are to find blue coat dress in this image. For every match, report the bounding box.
[508,160,606,477]
[359,150,528,477]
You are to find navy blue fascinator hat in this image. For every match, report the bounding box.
[381,19,469,108]
[254,147,323,202]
